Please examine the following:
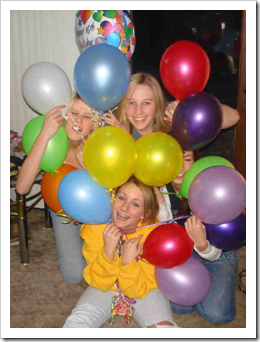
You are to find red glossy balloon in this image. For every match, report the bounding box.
[41,164,77,214]
[141,223,194,268]
[160,40,210,100]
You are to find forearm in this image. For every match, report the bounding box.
[15,132,51,194]
[221,104,240,129]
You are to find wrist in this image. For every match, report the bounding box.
[195,241,209,252]
[104,247,115,261]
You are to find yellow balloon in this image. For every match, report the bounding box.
[84,126,137,188]
[134,132,183,186]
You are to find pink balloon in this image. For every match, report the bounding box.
[155,257,211,306]
[189,166,246,225]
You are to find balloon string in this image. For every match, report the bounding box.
[120,215,190,234]
[159,191,180,197]
[64,113,84,140]
[56,209,79,226]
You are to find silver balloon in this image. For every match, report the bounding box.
[21,62,72,115]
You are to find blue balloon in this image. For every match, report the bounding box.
[74,44,131,111]
[58,169,112,224]
[205,211,246,250]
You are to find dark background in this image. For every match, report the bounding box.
[131,10,242,162]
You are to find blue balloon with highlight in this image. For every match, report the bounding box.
[74,44,131,111]
[58,169,112,224]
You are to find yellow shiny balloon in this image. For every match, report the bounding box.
[134,132,183,186]
[83,126,137,188]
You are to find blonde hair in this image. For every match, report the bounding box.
[116,73,169,134]
[115,176,159,225]
[68,93,101,132]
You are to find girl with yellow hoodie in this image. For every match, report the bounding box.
[63,176,179,328]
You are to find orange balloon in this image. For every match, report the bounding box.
[41,164,77,214]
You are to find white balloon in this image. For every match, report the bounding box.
[21,62,72,115]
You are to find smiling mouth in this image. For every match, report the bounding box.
[176,173,184,179]
[134,117,146,121]
[117,212,129,221]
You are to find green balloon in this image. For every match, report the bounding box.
[180,156,235,199]
[22,116,69,172]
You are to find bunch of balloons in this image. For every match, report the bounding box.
[75,10,136,62]
[141,223,211,306]
[160,40,224,151]
[21,62,72,173]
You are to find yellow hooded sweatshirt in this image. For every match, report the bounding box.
[80,221,160,300]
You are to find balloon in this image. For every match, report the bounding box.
[180,156,235,199]
[74,44,131,111]
[155,257,211,306]
[22,116,69,173]
[170,92,223,150]
[58,169,112,224]
[41,164,77,214]
[75,10,136,62]
[83,126,137,189]
[189,166,246,225]
[134,133,183,187]
[21,62,72,116]
[160,40,210,100]
[141,223,194,268]
[205,211,246,250]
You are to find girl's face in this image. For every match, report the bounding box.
[126,84,156,135]
[112,182,145,232]
[172,151,195,187]
[65,98,94,141]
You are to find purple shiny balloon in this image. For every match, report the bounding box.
[189,166,246,225]
[205,211,246,250]
[155,257,211,306]
[171,92,223,150]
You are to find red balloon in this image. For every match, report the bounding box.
[41,164,77,214]
[141,223,194,268]
[160,40,210,100]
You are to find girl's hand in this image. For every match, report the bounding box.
[75,139,87,169]
[122,235,143,265]
[153,187,165,205]
[40,105,65,140]
[184,215,208,252]
[101,112,128,131]
[164,100,180,123]
[103,223,122,261]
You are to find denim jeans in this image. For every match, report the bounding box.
[170,250,239,324]
[50,210,86,284]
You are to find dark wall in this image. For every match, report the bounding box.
[131,10,242,162]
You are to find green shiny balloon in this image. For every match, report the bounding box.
[180,156,235,199]
[22,116,69,172]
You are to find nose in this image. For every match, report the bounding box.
[121,201,129,212]
[75,114,83,123]
[136,103,142,115]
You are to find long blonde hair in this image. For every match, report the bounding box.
[115,176,159,225]
[116,73,169,134]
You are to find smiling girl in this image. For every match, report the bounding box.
[102,73,240,141]
[63,176,180,328]
[16,93,101,284]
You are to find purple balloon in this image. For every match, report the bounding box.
[189,166,246,225]
[205,211,246,250]
[155,257,211,306]
[171,92,223,150]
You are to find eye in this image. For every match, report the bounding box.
[70,111,78,116]
[84,115,91,120]
[132,202,140,208]
[144,101,151,105]
[118,195,125,201]
[128,101,135,105]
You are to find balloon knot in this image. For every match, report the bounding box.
[107,188,116,203]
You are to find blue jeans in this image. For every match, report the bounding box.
[170,250,239,324]
[50,210,86,284]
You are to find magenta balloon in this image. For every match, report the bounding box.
[155,257,211,306]
[205,210,246,250]
[171,92,223,150]
[189,166,246,224]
